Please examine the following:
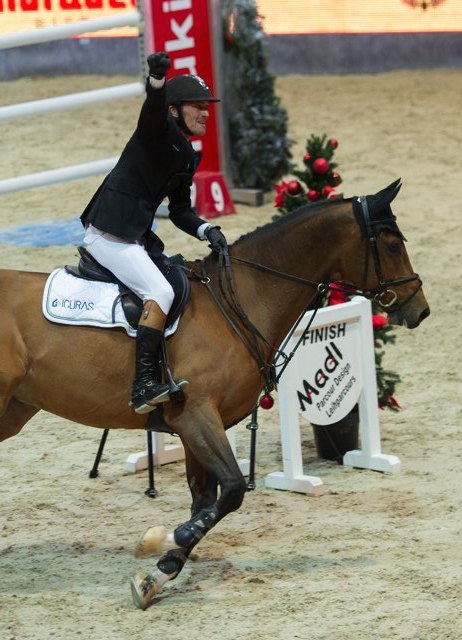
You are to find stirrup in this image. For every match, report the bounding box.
[130,380,188,414]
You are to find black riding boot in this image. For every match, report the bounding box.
[130,326,172,414]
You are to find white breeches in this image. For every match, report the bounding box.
[83,226,175,315]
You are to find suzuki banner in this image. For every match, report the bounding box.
[145,0,235,218]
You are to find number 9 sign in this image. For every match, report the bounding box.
[210,180,225,212]
[192,172,235,218]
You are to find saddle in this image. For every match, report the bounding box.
[65,246,191,331]
[65,247,191,426]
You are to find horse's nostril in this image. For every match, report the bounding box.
[419,307,430,323]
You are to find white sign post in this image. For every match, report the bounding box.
[265,297,400,495]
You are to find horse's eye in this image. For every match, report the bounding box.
[387,240,402,255]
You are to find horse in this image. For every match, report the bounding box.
[0,180,429,608]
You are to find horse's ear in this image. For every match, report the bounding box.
[367,179,402,214]
[374,179,402,206]
[364,178,405,239]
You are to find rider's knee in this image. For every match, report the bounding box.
[152,280,175,313]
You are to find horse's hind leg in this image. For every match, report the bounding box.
[131,411,247,609]
[0,397,39,442]
[0,345,37,441]
[0,324,35,441]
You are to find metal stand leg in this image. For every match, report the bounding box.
[246,408,258,490]
[89,428,157,497]
[144,430,157,498]
[89,428,109,478]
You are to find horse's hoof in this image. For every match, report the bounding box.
[134,525,178,557]
[130,570,173,610]
[130,572,159,610]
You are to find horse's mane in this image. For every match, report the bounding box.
[200,180,403,267]
[232,196,348,249]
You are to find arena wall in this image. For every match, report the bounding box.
[1,31,462,80]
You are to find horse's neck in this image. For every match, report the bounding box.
[230,202,354,350]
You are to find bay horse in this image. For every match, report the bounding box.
[0,180,429,608]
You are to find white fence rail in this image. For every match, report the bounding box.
[0,83,143,123]
[0,158,120,195]
[0,12,144,196]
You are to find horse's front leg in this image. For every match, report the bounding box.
[130,411,247,609]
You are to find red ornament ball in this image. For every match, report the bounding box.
[287,180,302,196]
[331,171,342,186]
[303,153,311,162]
[259,394,274,410]
[322,185,334,198]
[372,313,388,330]
[312,157,330,174]
[307,189,320,202]
[330,138,339,149]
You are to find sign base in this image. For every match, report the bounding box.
[265,471,325,496]
[342,449,401,473]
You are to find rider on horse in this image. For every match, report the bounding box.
[80,52,228,414]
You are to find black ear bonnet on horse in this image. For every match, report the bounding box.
[353,179,406,240]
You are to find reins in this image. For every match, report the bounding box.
[190,198,422,393]
[193,253,334,392]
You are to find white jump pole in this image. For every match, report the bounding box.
[0,10,145,195]
[0,84,144,123]
[0,158,120,194]
[0,13,141,50]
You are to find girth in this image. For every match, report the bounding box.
[65,246,191,330]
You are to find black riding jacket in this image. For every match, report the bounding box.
[80,78,205,246]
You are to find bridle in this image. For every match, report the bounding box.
[194,197,422,391]
[355,195,422,309]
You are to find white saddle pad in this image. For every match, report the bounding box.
[42,269,179,338]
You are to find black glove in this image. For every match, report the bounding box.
[205,226,228,253]
[147,52,170,80]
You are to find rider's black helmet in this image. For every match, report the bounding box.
[166,74,220,105]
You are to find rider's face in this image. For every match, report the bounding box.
[171,102,210,137]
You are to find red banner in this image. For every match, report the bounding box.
[149,0,220,172]
[146,0,235,217]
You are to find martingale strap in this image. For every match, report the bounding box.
[196,256,277,391]
[193,252,330,392]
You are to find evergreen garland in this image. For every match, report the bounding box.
[371,304,402,410]
[221,0,292,190]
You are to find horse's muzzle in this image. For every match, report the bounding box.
[388,304,430,329]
